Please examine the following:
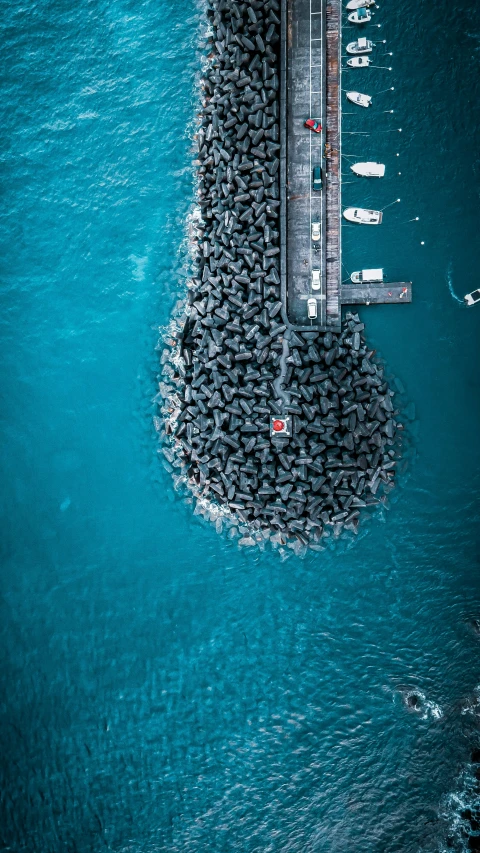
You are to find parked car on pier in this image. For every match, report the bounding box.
[304,118,322,134]
[311,269,321,290]
[307,298,318,319]
[311,221,321,241]
[313,166,322,191]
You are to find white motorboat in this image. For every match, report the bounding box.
[347,56,371,67]
[343,207,383,224]
[464,288,480,306]
[348,7,372,23]
[346,91,372,107]
[346,0,375,9]
[350,268,384,283]
[346,37,373,54]
[350,161,385,177]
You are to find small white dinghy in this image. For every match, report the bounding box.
[343,207,383,224]
[348,7,372,23]
[347,56,371,67]
[346,37,373,54]
[346,91,372,108]
[350,268,384,283]
[350,161,385,177]
[346,0,375,9]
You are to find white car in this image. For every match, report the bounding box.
[307,298,317,320]
[311,222,321,242]
[465,288,480,306]
[311,269,321,290]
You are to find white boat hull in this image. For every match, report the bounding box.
[346,91,372,107]
[343,207,383,225]
[350,162,385,177]
[348,9,372,22]
[351,268,384,283]
[346,0,374,9]
[347,57,371,67]
[346,40,373,54]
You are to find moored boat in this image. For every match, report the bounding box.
[348,7,372,23]
[350,161,385,177]
[350,268,384,283]
[347,56,371,67]
[346,91,372,107]
[346,37,373,54]
[346,0,375,9]
[343,207,383,224]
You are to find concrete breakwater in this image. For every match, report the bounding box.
[158,0,403,550]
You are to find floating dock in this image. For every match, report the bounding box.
[280,0,411,331]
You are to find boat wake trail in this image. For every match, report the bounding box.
[446,263,464,305]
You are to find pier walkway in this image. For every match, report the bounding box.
[280,0,412,332]
[281,0,341,332]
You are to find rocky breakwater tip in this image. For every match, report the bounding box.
[157,0,403,552]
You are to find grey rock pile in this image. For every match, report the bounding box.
[158,0,402,548]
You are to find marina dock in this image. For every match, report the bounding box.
[280,0,411,331]
[341,282,412,305]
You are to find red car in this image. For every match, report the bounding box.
[305,118,322,133]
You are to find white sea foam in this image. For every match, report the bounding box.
[446,262,465,305]
[400,688,444,721]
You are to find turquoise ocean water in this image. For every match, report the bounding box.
[1,0,479,850]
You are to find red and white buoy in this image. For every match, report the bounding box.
[270,415,292,438]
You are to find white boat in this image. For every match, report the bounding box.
[346,0,375,9]
[346,37,373,54]
[350,268,384,283]
[346,91,372,107]
[347,56,371,67]
[348,7,372,23]
[343,207,383,224]
[464,288,480,306]
[350,161,385,177]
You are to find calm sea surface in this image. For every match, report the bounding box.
[1,0,479,850]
